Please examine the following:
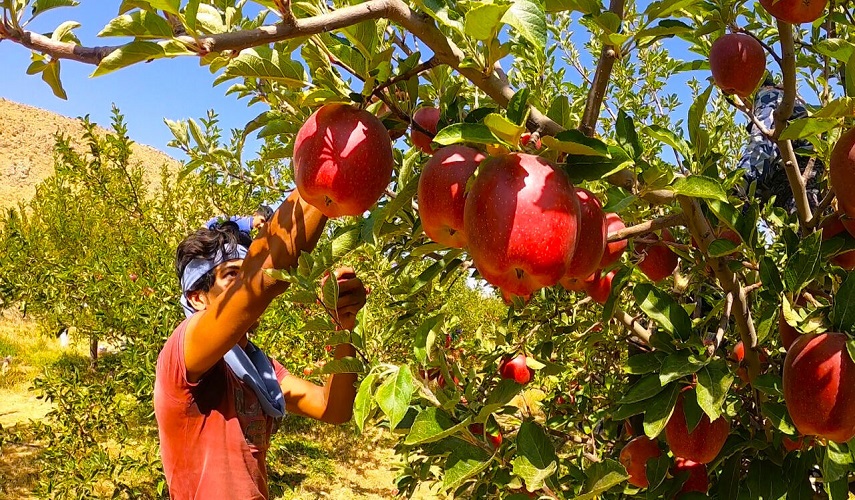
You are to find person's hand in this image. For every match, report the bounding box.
[321,267,367,331]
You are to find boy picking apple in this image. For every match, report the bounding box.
[154,190,365,499]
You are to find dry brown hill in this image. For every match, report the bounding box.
[0,98,180,210]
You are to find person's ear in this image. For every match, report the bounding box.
[186,290,209,312]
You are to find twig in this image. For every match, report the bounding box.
[608,213,686,242]
[373,56,438,96]
[579,0,626,136]
[705,292,733,355]
[806,189,835,229]
[727,95,774,139]
[615,308,651,345]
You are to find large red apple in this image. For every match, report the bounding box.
[601,213,628,268]
[820,213,855,270]
[564,188,606,280]
[672,458,708,494]
[759,0,826,24]
[635,229,679,282]
[418,145,485,248]
[830,128,855,219]
[585,269,616,304]
[499,354,534,385]
[664,387,730,464]
[293,103,393,217]
[464,153,579,298]
[411,107,441,155]
[709,33,766,98]
[619,436,661,488]
[783,332,855,443]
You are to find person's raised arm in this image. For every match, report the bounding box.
[184,190,328,382]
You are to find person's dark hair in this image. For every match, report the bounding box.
[175,221,252,293]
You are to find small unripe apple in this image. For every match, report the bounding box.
[709,33,766,98]
[411,107,441,154]
[759,0,826,24]
[499,354,534,385]
[619,436,661,488]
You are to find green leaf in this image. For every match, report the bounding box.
[616,110,641,160]
[745,460,787,500]
[511,421,558,491]
[643,0,695,21]
[624,352,664,375]
[643,383,680,438]
[146,0,179,15]
[216,47,308,88]
[783,231,822,293]
[762,401,798,435]
[30,0,78,18]
[759,257,784,296]
[696,360,733,421]
[815,38,855,63]
[433,123,501,146]
[779,118,839,141]
[501,0,547,56]
[320,356,365,374]
[331,226,362,260]
[41,60,67,100]
[716,455,742,499]
[464,3,509,40]
[658,351,707,385]
[404,408,469,445]
[50,20,80,43]
[545,0,601,14]
[633,283,692,340]
[194,3,226,34]
[642,124,690,158]
[752,373,783,397]
[619,374,664,404]
[708,238,739,257]
[442,438,492,491]
[353,372,377,432]
[645,454,670,490]
[547,96,572,129]
[815,98,855,118]
[830,273,855,334]
[375,365,415,429]
[543,129,610,156]
[573,459,629,500]
[669,175,728,202]
[563,145,633,183]
[98,11,173,38]
[507,88,530,126]
[321,271,339,313]
[477,379,525,420]
[184,0,200,33]
[483,113,526,145]
[823,441,853,484]
[413,314,444,364]
[91,41,167,77]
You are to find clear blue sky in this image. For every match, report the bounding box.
[0,2,710,161]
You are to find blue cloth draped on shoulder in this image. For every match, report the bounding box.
[179,242,285,418]
[206,215,255,233]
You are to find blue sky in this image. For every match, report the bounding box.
[0,1,709,161]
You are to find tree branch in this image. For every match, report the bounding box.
[607,213,685,242]
[579,0,625,136]
[615,308,651,345]
[806,189,835,229]
[773,20,813,231]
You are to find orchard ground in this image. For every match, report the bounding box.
[0,311,435,500]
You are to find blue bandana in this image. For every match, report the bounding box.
[179,243,285,418]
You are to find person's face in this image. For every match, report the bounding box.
[186,259,243,311]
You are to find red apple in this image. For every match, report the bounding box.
[664,388,730,464]
[468,423,503,448]
[782,435,814,453]
[730,341,769,384]
[303,366,313,376]
[411,107,441,154]
[759,0,827,24]
[464,153,580,299]
[830,128,855,219]
[293,103,393,217]
[619,436,662,488]
[585,269,616,304]
[418,145,485,248]
[520,132,542,150]
[709,33,766,98]
[564,188,607,280]
[783,332,855,443]
[601,213,628,268]
[672,458,708,494]
[499,354,534,385]
[820,213,855,270]
[129,272,138,282]
[635,229,679,282]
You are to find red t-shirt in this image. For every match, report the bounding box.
[154,318,288,500]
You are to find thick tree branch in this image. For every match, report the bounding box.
[773,20,813,231]
[607,213,685,242]
[678,196,761,380]
[579,0,625,136]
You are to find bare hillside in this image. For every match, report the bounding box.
[0,98,180,210]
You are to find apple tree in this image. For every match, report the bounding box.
[4,0,855,497]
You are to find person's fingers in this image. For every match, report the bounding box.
[335,293,366,310]
[336,277,365,294]
[333,267,356,280]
